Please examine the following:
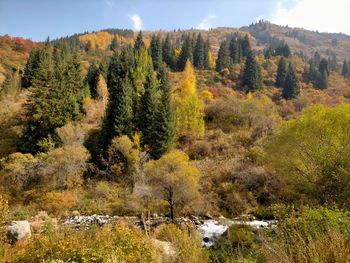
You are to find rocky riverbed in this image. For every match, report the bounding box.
[62,214,276,247]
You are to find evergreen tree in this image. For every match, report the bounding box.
[203,38,213,69]
[275,43,291,58]
[19,43,84,153]
[342,60,349,77]
[229,38,240,64]
[241,35,251,57]
[134,31,145,51]
[194,33,205,69]
[282,62,300,100]
[21,48,40,88]
[139,71,159,151]
[319,58,329,76]
[150,34,162,71]
[242,50,262,92]
[162,34,175,69]
[101,48,134,150]
[275,57,288,88]
[86,62,100,99]
[152,67,175,159]
[216,41,230,72]
[177,35,193,71]
[110,35,119,52]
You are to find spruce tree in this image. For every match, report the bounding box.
[19,43,84,153]
[150,34,163,71]
[241,35,251,57]
[110,35,119,52]
[22,48,40,88]
[275,57,288,88]
[203,38,212,69]
[86,62,100,99]
[134,31,145,51]
[101,48,134,150]
[242,50,262,92]
[229,38,240,64]
[152,66,175,159]
[194,33,205,69]
[216,41,230,72]
[139,71,159,151]
[342,60,349,77]
[162,34,175,69]
[177,35,193,71]
[282,62,300,100]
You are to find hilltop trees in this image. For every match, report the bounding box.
[241,50,262,92]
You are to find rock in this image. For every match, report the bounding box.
[6,221,31,244]
[203,213,213,220]
[153,239,176,257]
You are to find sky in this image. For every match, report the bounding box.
[0,0,349,41]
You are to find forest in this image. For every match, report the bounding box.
[2,20,350,262]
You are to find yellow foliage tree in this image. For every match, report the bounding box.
[175,60,205,138]
[144,150,200,219]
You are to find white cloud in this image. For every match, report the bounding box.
[106,1,114,7]
[197,14,216,30]
[271,0,350,34]
[129,14,143,31]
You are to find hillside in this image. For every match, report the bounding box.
[2,20,350,262]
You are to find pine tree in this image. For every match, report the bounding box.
[194,33,205,69]
[162,34,175,69]
[216,41,230,72]
[241,35,251,57]
[134,31,145,51]
[342,60,349,77]
[22,48,40,88]
[242,50,262,92]
[282,62,300,100]
[150,34,162,71]
[86,62,100,99]
[101,48,134,150]
[275,57,288,88]
[229,38,240,64]
[177,35,193,71]
[152,67,175,159]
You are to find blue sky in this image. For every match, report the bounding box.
[1,0,349,41]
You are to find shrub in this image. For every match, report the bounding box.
[6,224,159,263]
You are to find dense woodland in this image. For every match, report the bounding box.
[2,21,350,262]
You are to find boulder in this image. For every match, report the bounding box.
[6,221,31,244]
